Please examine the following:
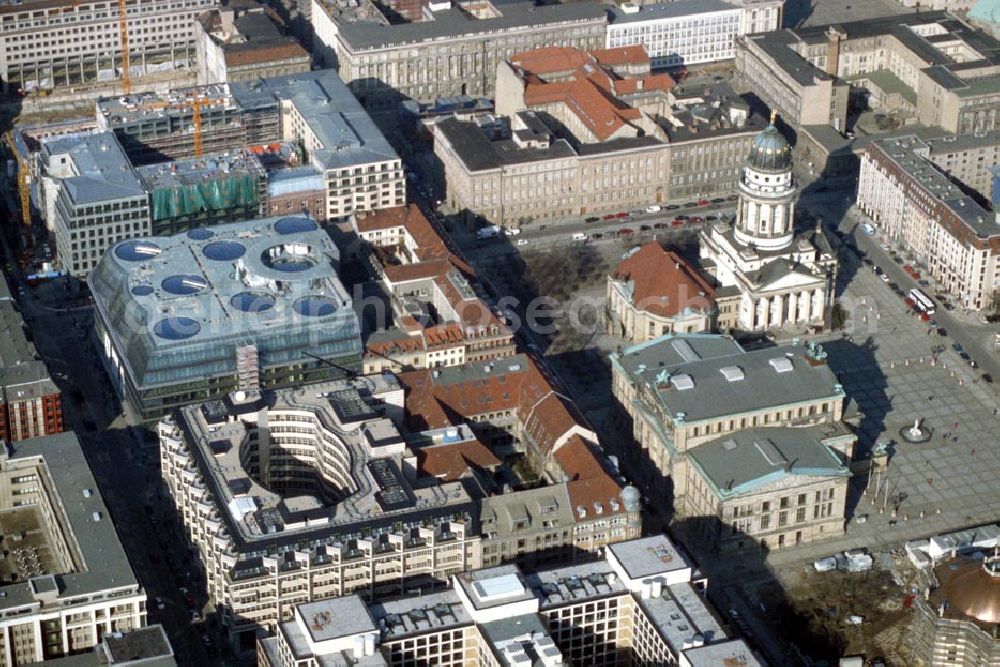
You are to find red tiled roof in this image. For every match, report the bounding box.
[591,45,649,67]
[513,46,663,143]
[417,440,501,482]
[510,46,590,75]
[554,436,628,518]
[399,357,589,458]
[611,242,715,318]
[615,74,675,95]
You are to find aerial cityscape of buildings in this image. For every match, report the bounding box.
[5,0,1000,664]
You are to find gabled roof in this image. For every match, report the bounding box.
[611,242,715,318]
[511,45,670,142]
[417,440,501,482]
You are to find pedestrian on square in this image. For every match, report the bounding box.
[928,395,934,401]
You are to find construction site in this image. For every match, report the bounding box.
[95,84,280,165]
[0,0,215,99]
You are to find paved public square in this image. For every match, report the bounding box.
[766,236,1000,568]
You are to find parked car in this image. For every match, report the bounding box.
[937,328,947,337]
[618,228,634,236]
[840,548,874,572]
[982,373,993,384]
[155,597,165,611]
[918,279,930,287]
[697,199,710,206]
[585,216,600,223]
[654,222,668,230]
[666,204,680,210]
[645,205,661,213]
[602,214,617,221]
[862,223,876,236]
[640,224,652,231]
[711,197,725,204]
[516,239,528,246]
[813,556,838,572]
[879,273,890,282]
[952,342,964,353]
[690,216,703,224]
[671,219,685,227]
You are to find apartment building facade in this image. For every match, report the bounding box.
[0,433,147,666]
[924,130,1000,198]
[611,334,854,552]
[312,0,608,109]
[258,534,765,667]
[606,0,781,69]
[0,0,215,95]
[857,135,1000,310]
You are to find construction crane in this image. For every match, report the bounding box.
[192,98,203,158]
[118,0,130,94]
[4,131,31,228]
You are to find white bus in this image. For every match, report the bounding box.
[909,288,935,314]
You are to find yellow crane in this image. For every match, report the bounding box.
[5,131,31,227]
[118,0,130,94]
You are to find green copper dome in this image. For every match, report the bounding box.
[746,123,792,173]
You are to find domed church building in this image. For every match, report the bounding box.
[699,115,838,332]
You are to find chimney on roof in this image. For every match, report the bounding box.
[221,7,236,33]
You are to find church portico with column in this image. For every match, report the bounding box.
[699,116,837,333]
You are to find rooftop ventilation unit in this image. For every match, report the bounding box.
[720,366,745,382]
[768,357,793,373]
[670,374,694,390]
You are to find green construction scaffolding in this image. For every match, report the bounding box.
[149,172,259,222]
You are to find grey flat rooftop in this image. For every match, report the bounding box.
[748,35,832,87]
[102,625,175,665]
[683,639,764,666]
[455,564,536,610]
[231,71,399,172]
[687,425,850,497]
[640,583,724,655]
[525,561,627,609]
[434,117,576,172]
[369,590,473,639]
[297,596,376,644]
[40,132,144,205]
[334,1,606,51]
[608,534,692,580]
[0,432,139,612]
[612,334,843,423]
[607,0,736,25]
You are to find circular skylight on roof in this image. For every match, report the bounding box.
[115,241,161,262]
[275,217,318,235]
[187,228,215,240]
[161,274,208,296]
[293,296,337,317]
[231,291,277,313]
[131,285,154,296]
[153,317,201,341]
[261,244,316,272]
[203,241,246,261]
